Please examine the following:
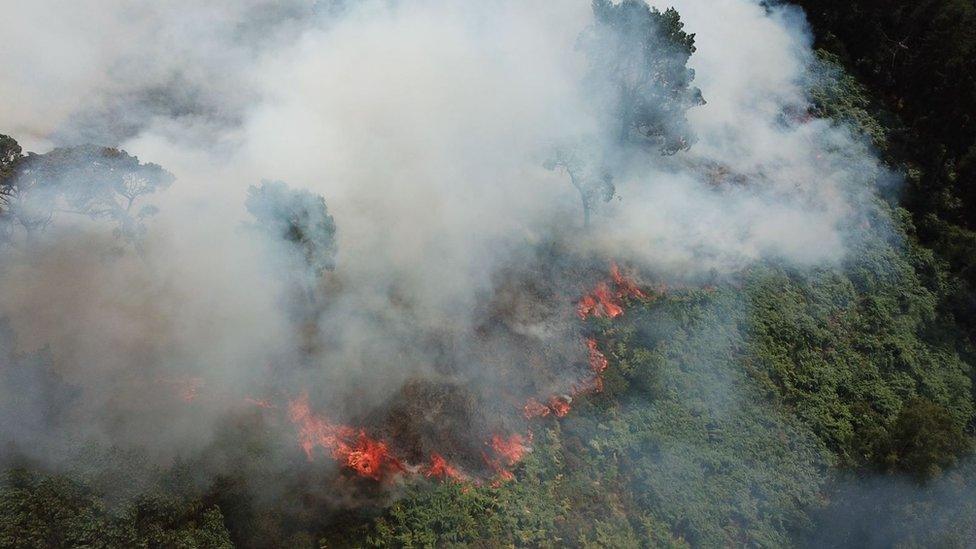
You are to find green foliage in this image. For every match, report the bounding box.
[245,180,337,274]
[583,0,704,154]
[365,288,830,547]
[0,134,22,184]
[794,0,976,344]
[0,469,232,548]
[808,460,976,548]
[879,397,972,479]
[2,5,976,547]
[0,143,173,241]
[743,207,973,468]
[807,50,890,151]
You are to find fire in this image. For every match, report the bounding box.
[548,396,571,417]
[426,453,465,481]
[577,282,624,319]
[490,433,530,467]
[610,261,646,299]
[586,338,608,374]
[345,435,403,480]
[520,337,609,420]
[281,260,645,485]
[287,392,404,480]
[523,398,551,419]
[483,432,531,483]
[577,261,645,320]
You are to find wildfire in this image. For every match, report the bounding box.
[345,435,403,480]
[281,261,643,485]
[548,396,571,417]
[426,453,465,482]
[577,261,646,320]
[482,432,532,482]
[577,282,623,319]
[287,392,405,480]
[523,398,551,419]
[610,261,646,299]
[586,338,608,374]
[490,433,530,466]
[521,337,610,420]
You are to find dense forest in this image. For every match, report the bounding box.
[1,1,975,547]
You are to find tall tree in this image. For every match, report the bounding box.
[544,145,613,228]
[552,1,704,229]
[583,0,704,154]
[0,143,173,241]
[245,180,337,275]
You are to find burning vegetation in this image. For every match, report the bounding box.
[147,259,650,486]
[272,261,649,484]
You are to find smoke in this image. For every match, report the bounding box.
[0,0,898,517]
[806,461,976,548]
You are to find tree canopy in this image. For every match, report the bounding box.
[0,139,173,241]
[245,180,338,275]
[583,0,704,154]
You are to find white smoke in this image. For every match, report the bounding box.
[0,0,892,473]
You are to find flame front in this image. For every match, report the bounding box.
[578,261,647,320]
[287,392,404,480]
[282,261,645,484]
[426,453,466,481]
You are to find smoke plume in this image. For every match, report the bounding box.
[0,0,897,516]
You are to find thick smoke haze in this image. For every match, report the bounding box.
[0,0,894,500]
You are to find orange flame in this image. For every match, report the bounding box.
[426,453,465,481]
[586,338,608,374]
[523,398,551,419]
[490,433,530,467]
[282,260,645,484]
[577,262,645,320]
[548,396,571,417]
[287,392,404,480]
[482,432,531,483]
[610,261,646,299]
[577,282,624,319]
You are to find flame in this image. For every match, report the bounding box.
[548,396,571,417]
[577,262,645,320]
[586,338,608,374]
[610,261,646,299]
[426,453,465,481]
[345,435,403,480]
[281,261,644,484]
[523,397,551,419]
[490,433,530,467]
[287,392,404,480]
[482,432,531,484]
[577,282,623,319]
[520,338,609,420]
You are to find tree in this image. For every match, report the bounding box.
[0,135,24,242]
[0,143,173,241]
[549,1,704,229]
[544,145,613,228]
[0,135,22,184]
[879,398,971,480]
[0,469,233,548]
[582,0,705,154]
[245,180,337,275]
